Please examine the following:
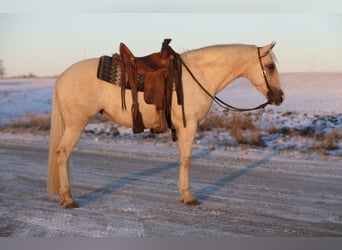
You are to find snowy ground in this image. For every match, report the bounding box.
[0,78,54,124]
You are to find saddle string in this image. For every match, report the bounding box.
[170,46,271,112]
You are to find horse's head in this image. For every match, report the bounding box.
[245,42,284,106]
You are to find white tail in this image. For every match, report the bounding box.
[47,90,64,194]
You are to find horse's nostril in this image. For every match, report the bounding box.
[276,94,284,105]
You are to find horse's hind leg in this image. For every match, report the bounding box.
[56,126,83,208]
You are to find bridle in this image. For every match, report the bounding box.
[175,46,274,112]
[257,47,274,105]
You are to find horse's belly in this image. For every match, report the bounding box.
[104,90,167,130]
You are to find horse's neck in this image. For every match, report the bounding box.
[182,45,254,94]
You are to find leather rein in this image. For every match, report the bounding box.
[173,46,273,112]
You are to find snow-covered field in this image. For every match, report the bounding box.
[0,78,54,124]
[1,73,340,157]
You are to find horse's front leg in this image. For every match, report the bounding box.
[177,124,200,205]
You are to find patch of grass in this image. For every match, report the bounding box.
[296,126,316,137]
[12,114,51,130]
[0,113,51,135]
[198,112,265,146]
[322,129,341,150]
[235,131,264,147]
[227,113,264,146]
[227,113,256,131]
[198,111,227,131]
[265,123,279,134]
[108,123,120,136]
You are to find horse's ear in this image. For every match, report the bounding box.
[260,41,276,57]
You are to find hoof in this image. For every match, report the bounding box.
[185,199,201,206]
[180,191,200,206]
[60,196,79,209]
[63,201,79,209]
[181,198,200,206]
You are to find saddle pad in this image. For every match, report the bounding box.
[97,55,145,91]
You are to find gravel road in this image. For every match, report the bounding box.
[0,135,341,236]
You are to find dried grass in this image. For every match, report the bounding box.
[2,110,339,154]
[199,112,264,146]
[198,111,227,131]
[0,113,51,134]
[265,123,279,134]
[227,114,256,130]
[322,129,341,150]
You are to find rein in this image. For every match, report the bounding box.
[173,46,272,112]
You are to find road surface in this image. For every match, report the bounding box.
[0,135,341,236]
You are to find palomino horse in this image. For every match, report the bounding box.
[47,41,284,208]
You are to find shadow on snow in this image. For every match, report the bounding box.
[76,150,278,207]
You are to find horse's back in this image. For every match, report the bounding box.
[57,58,99,85]
[56,58,107,97]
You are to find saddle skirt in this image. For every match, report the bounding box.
[97,54,145,91]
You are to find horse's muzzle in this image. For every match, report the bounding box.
[268,89,284,106]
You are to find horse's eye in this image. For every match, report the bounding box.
[267,63,275,72]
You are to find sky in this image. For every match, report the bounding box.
[0,1,342,76]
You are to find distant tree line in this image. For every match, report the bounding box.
[0,60,43,78]
[0,60,5,78]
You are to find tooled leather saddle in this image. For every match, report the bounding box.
[97,38,186,141]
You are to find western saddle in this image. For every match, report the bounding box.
[113,38,185,141]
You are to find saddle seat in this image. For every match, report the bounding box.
[117,39,184,139]
[135,52,171,72]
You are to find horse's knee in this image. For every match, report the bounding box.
[56,147,66,158]
[180,157,191,169]
[56,147,70,164]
